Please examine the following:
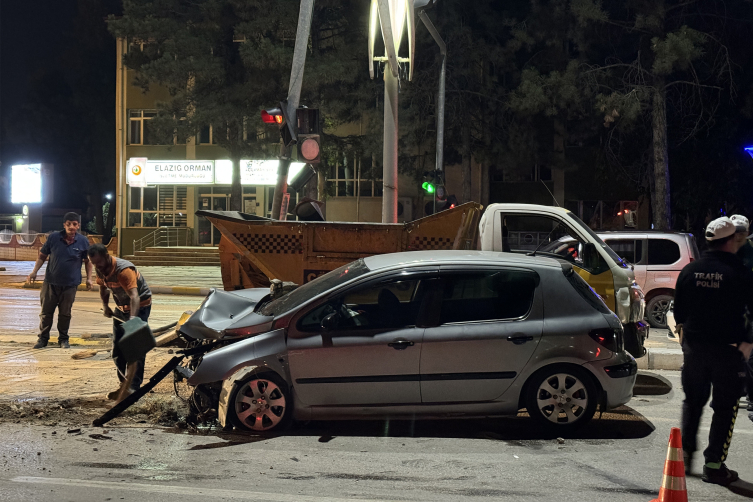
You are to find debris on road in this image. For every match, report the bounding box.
[89,434,113,440]
[71,349,99,360]
[67,428,82,435]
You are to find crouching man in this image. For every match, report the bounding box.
[87,243,152,400]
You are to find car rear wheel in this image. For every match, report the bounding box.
[229,373,291,432]
[525,366,598,431]
[646,294,673,329]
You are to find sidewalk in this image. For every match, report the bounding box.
[641,330,683,371]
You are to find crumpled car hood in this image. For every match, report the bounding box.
[179,288,273,340]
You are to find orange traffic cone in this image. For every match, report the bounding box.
[650,427,688,502]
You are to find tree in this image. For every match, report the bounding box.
[574,0,746,230]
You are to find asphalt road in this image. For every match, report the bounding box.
[0,287,203,338]
[1,371,752,501]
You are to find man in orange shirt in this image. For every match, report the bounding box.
[87,243,152,399]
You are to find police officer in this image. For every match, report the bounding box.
[675,216,753,485]
[731,214,753,419]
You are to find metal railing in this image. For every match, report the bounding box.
[133,227,194,253]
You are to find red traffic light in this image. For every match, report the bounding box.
[261,108,284,124]
[300,137,320,161]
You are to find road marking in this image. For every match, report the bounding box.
[10,476,402,502]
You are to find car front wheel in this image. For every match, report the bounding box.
[525,365,598,431]
[229,373,291,432]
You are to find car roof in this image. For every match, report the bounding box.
[363,250,563,271]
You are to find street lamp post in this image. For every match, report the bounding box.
[369,0,416,223]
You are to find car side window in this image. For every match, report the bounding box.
[439,270,538,324]
[298,279,424,332]
[648,239,681,265]
[605,239,643,264]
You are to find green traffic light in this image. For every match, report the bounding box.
[422,181,435,194]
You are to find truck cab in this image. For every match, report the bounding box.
[478,204,647,357]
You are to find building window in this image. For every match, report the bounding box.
[128,185,187,227]
[128,110,161,145]
[197,125,222,145]
[327,165,382,197]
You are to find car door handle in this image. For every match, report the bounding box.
[506,335,534,345]
[388,340,415,350]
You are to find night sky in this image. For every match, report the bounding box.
[0,1,113,214]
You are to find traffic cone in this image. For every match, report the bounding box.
[650,427,688,502]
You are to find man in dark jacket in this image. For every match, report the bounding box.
[28,212,93,349]
[87,243,152,400]
[674,216,753,485]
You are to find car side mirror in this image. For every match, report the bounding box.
[321,312,340,331]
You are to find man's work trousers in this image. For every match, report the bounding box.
[111,305,151,391]
[38,283,78,343]
[681,340,746,465]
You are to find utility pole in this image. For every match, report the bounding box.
[271,0,315,220]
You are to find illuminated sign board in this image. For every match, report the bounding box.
[11,164,43,203]
[215,160,305,185]
[125,158,305,186]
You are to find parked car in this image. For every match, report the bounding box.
[598,232,699,329]
[180,250,638,433]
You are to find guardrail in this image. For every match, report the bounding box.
[133,227,194,253]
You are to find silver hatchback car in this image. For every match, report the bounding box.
[184,251,637,433]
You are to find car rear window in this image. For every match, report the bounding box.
[439,269,538,324]
[605,239,642,264]
[648,239,681,265]
[562,265,612,314]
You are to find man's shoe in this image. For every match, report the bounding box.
[683,451,693,475]
[702,463,739,486]
[59,340,70,349]
[32,340,47,349]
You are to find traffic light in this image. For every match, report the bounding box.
[261,101,296,147]
[296,108,321,164]
[422,170,442,195]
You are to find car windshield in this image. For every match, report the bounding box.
[257,259,370,317]
[568,213,629,268]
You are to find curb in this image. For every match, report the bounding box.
[636,348,683,371]
[21,282,211,296]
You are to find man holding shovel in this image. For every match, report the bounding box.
[87,244,152,400]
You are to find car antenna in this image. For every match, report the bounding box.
[541,179,561,207]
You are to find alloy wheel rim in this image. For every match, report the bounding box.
[536,373,588,424]
[235,379,286,431]
[650,299,671,326]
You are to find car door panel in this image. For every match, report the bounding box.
[287,327,424,405]
[287,273,436,407]
[420,267,544,403]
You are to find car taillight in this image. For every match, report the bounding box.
[589,328,623,353]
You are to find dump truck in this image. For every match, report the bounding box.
[198,202,484,291]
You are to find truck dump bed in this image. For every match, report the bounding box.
[197,202,483,290]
